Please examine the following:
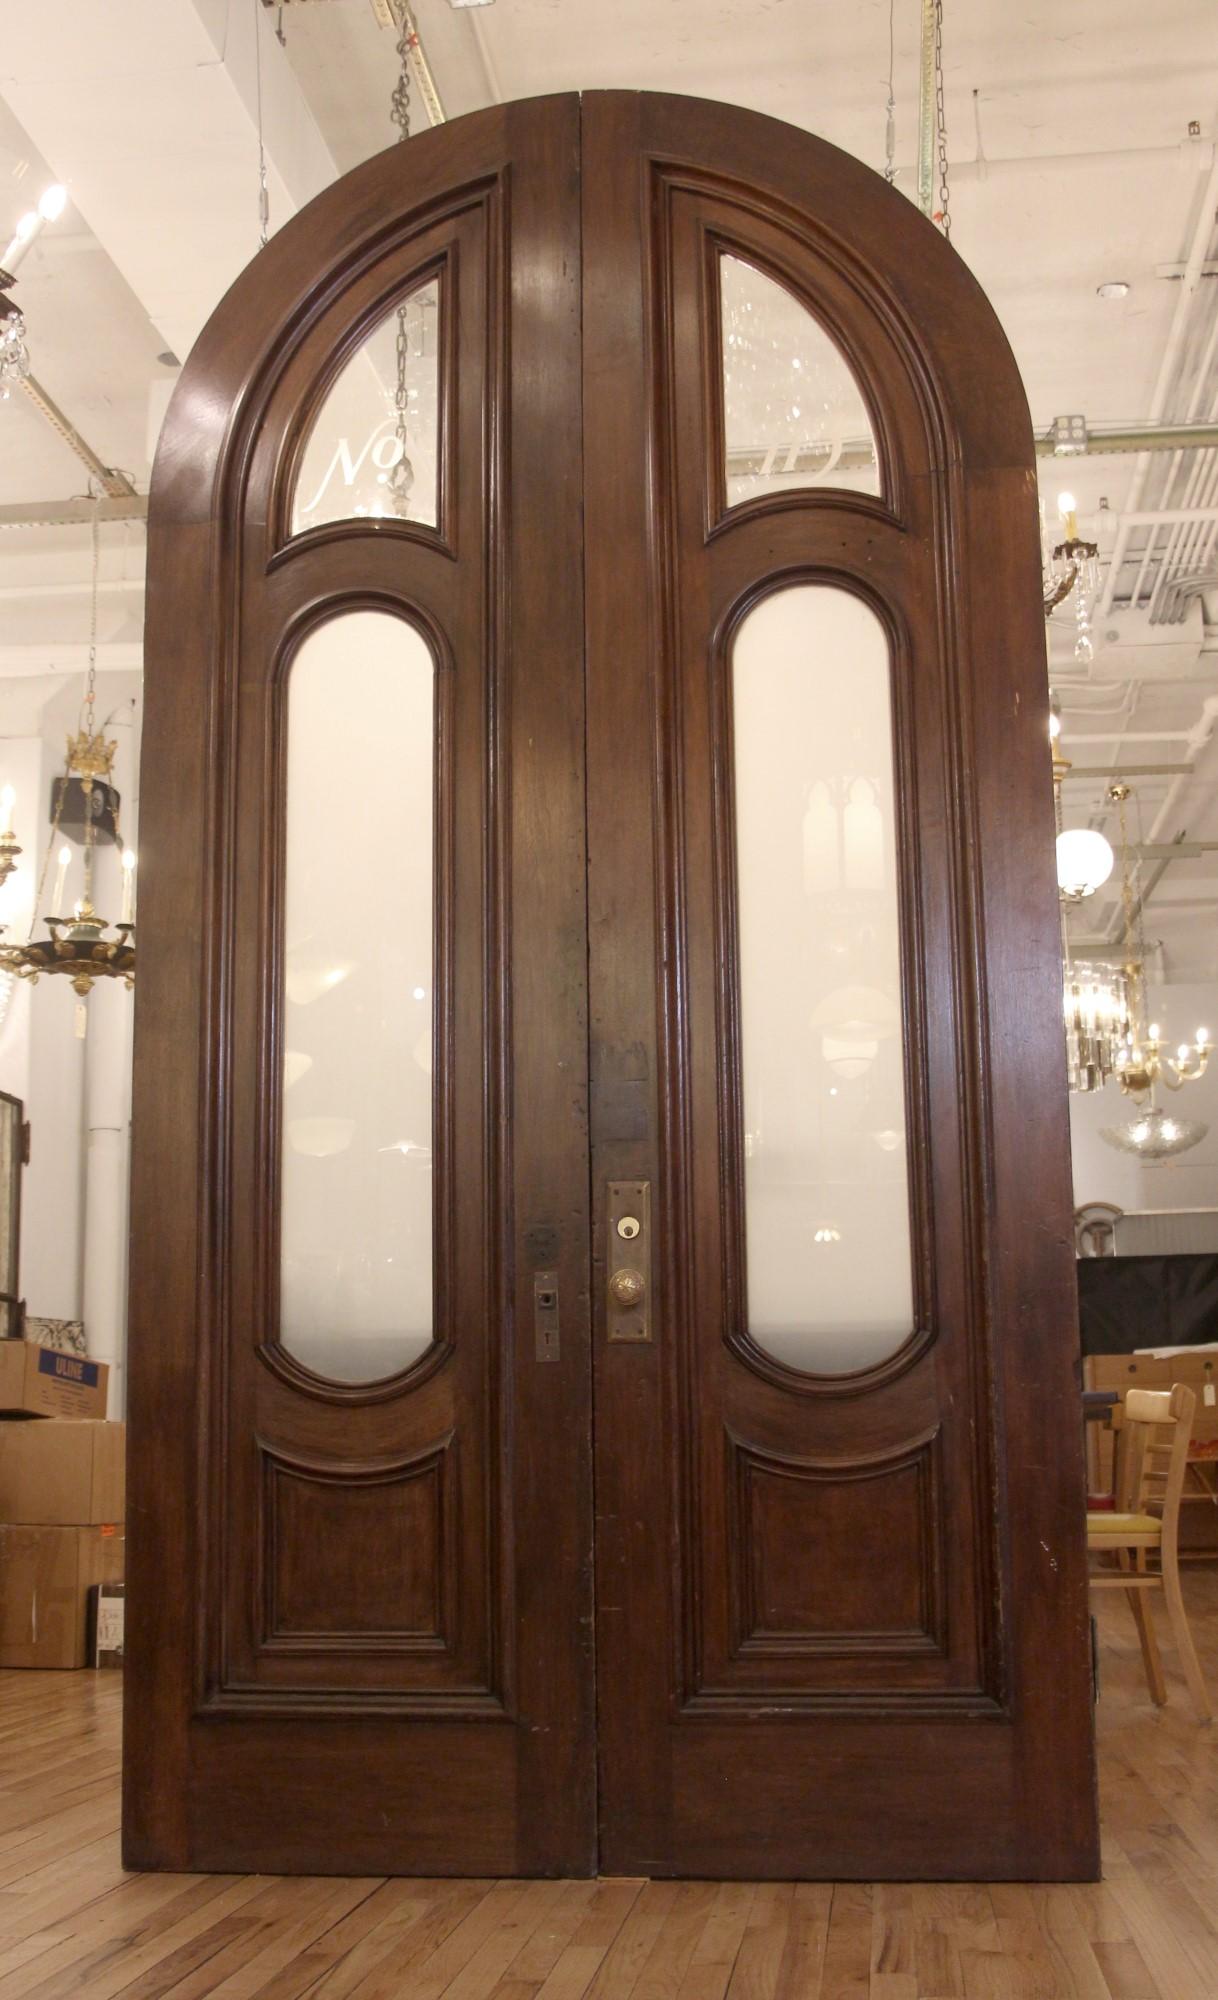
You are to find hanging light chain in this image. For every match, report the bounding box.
[933,0,951,238]
[254,0,270,246]
[83,500,100,735]
[386,6,416,517]
[883,0,897,183]
[391,10,414,143]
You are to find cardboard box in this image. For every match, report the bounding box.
[87,1581,124,1667]
[0,1342,109,1420]
[0,1420,125,1525]
[0,1524,124,1669]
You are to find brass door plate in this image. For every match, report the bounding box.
[607,1181,650,1342]
[533,1270,560,1362]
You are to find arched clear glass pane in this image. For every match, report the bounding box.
[290,278,439,533]
[721,254,880,506]
[732,586,912,1374]
[280,611,435,1383]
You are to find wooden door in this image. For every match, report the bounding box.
[124,97,597,1877]
[583,94,1098,1881]
[127,89,1099,1883]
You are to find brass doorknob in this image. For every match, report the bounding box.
[609,1267,645,1308]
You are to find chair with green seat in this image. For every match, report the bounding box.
[1088,1382,1212,1722]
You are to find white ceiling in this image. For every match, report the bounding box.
[1,0,1216,974]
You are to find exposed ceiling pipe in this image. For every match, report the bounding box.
[1035,423,1218,456]
[1100,693,1218,945]
[18,375,136,500]
[0,497,147,529]
[1100,141,1218,615]
[726,423,1218,483]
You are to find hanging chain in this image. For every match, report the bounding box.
[1111,783,1150,1041]
[390,9,413,141]
[254,0,270,246]
[81,502,100,742]
[933,0,951,238]
[387,6,416,517]
[883,0,896,183]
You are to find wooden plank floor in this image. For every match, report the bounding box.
[2,1576,1217,1997]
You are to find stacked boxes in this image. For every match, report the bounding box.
[0,1347,124,1668]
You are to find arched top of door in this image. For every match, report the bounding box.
[148,90,1032,547]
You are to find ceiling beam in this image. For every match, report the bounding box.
[0,0,338,362]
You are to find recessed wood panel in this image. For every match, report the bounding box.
[262,1441,452,1648]
[728,1430,944,1655]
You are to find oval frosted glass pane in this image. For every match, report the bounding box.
[732,587,912,1374]
[280,611,434,1383]
[290,278,439,533]
[721,255,880,506]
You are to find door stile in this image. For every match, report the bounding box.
[582,92,676,1875]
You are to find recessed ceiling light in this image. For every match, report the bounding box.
[1096,281,1130,299]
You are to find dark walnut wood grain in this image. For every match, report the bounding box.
[583,91,1097,1882]
[126,95,594,1878]
[128,89,1097,1881]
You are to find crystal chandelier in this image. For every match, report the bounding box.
[1043,492,1100,663]
[1063,961,1132,1095]
[1,184,67,402]
[1100,1104,1208,1162]
[0,506,136,1002]
[0,293,30,401]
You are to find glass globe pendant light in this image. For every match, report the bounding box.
[1056,825,1115,902]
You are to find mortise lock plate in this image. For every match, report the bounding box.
[607,1180,651,1342]
[533,1271,560,1362]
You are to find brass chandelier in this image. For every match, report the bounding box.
[1105,783,1208,1100]
[0,506,136,1000]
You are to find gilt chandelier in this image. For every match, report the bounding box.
[0,505,136,1003]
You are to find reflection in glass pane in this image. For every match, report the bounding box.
[721,255,880,506]
[291,279,439,534]
[280,611,434,1383]
[732,586,912,1374]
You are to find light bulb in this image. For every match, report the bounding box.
[1056,491,1077,518]
[1048,712,1061,741]
[1178,1045,1191,1062]
[1149,1022,1160,1041]
[58,844,71,866]
[37,185,67,221]
[122,848,136,872]
[1198,1027,1210,1047]
[14,212,38,243]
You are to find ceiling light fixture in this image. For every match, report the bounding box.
[0,185,69,401]
[0,502,135,1012]
[1100,1106,1208,1161]
[1053,722,1128,1093]
[1105,782,1209,1100]
[1042,489,1101,659]
[1096,280,1130,300]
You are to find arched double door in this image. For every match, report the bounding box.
[125,92,1098,1880]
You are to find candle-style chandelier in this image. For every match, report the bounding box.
[0,506,136,1002]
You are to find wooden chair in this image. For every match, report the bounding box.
[1087,1383,1212,1721]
